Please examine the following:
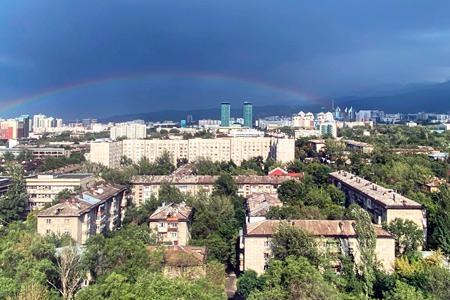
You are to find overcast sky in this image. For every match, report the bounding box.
[1,1,449,118]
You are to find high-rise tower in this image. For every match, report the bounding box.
[220,102,231,127]
[243,102,253,128]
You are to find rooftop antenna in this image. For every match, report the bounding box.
[331,99,335,111]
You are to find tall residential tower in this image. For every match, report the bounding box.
[243,102,253,128]
[220,102,231,127]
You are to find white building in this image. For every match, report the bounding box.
[110,122,147,140]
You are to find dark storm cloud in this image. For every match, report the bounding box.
[0,0,449,118]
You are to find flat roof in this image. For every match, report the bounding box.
[330,170,422,209]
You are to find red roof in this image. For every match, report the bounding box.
[268,167,288,176]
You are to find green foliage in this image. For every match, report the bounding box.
[237,270,265,298]
[76,271,226,300]
[213,173,238,196]
[248,257,341,300]
[383,281,428,300]
[134,151,175,175]
[0,164,28,224]
[348,205,377,298]
[384,218,423,257]
[158,184,185,203]
[271,223,322,267]
[82,224,156,281]
[38,152,85,172]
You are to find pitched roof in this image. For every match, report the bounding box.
[330,171,422,209]
[148,245,207,267]
[38,183,126,217]
[149,202,193,221]
[246,193,282,217]
[132,175,295,185]
[245,219,392,238]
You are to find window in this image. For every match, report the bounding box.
[159,222,165,228]
[46,219,51,224]
[46,229,51,234]
[264,240,271,247]
[171,232,177,238]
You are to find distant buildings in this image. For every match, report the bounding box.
[0,116,30,139]
[32,114,63,133]
[26,173,96,210]
[110,122,147,140]
[88,137,295,168]
[240,220,395,275]
[149,202,193,246]
[37,184,127,244]
[220,102,231,127]
[292,111,337,138]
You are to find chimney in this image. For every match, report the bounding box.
[338,222,344,232]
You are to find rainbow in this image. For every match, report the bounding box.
[0,70,325,113]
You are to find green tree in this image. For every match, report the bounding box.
[213,173,237,196]
[236,270,264,298]
[383,281,428,300]
[277,180,305,205]
[384,218,423,257]
[0,164,28,224]
[158,184,185,203]
[348,205,376,298]
[271,222,321,266]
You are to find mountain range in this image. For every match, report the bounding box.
[102,81,450,122]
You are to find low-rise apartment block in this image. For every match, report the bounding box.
[245,193,282,224]
[329,171,427,235]
[343,139,374,154]
[241,220,395,275]
[149,202,193,246]
[132,175,295,206]
[88,137,295,168]
[37,184,127,244]
[26,173,95,210]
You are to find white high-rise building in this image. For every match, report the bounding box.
[32,114,63,133]
[110,122,147,140]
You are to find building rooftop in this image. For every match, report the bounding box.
[32,173,93,180]
[343,139,372,147]
[132,174,295,185]
[246,219,392,238]
[149,202,193,221]
[246,193,282,217]
[38,184,126,217]
[330,170,422,209]
[147,245,207,267]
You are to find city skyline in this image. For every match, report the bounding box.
[1,1,450,118]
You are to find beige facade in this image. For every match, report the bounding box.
[131,175,294,206]
[149,203,193,246]
[26,173,95,210]
[37,184,126,244]
[88,137,295,168]
[88,141,123,168]
[330,171,427,236]
[110,123,146,140]
[241,220,395,275]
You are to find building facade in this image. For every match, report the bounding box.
[110,122,147,140]
[329,171,427,236]
[131,174,296,206]
[149,202,193,246]
[88,137,295,168]
[26,173,95,210]
[243,102,253,128]
[220,102,231,127]
[241,220,395,275]
[37,184,127,244]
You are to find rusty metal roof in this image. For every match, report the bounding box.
[330,170,422,209]
[149,202,193,221]
[246,219,392,238]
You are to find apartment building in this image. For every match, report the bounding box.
[147,245,208,280]
[37,184,127,244]
[343,139,374,154]
[245,193,282,224]
[329,171,427,235]
[131,175,295,206]
[88,137,295,168]
[26,173,95,210]
[241,220,395,275]
[110,122,147,140]
[88,140,123,168]
[149,202,193,246]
